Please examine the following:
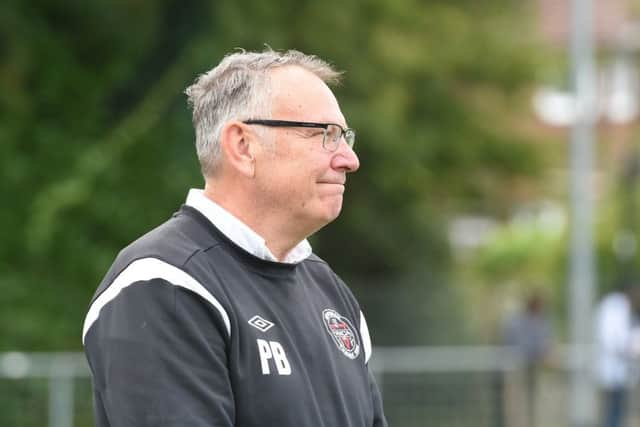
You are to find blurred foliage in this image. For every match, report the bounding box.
[1,0,548,349]
[455,133,640,342]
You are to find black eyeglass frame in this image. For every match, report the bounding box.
[242,119,355,151]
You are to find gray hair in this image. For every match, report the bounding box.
[185,49,342,177]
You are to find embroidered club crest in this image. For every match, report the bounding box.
[322,309,360,359]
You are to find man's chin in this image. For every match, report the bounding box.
[307,205,343,232]
[324,204,343,224]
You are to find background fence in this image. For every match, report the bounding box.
[0,347,631,427]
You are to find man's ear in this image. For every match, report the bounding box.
[219,121,257,177]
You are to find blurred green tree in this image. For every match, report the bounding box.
[0,0,545,349]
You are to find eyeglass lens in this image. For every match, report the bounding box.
[323,125,355,150]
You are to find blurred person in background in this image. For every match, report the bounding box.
[503,291,552,427]
[81,48,387,427]
[595,278,640,427]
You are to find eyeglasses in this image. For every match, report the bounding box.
[243,119,356,152]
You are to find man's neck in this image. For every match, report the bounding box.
[202,185,305,262]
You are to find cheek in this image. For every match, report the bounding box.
[315,186,345,214]
[267,169,314,205]
[291,167,319,195]
[261,151,329,204]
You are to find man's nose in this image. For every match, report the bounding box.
[331,141,360,173]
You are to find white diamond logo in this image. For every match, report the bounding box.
[248,315,275,332]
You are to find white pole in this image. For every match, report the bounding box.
[49,375,74,427]
[48,355,75,427]
[569,0,597,426]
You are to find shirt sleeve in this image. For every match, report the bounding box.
[368,368,388,427]
[359,310,388,427]
[84,278,234,427]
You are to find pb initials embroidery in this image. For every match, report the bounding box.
[256,339,291,375]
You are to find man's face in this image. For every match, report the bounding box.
[252,66,360,236]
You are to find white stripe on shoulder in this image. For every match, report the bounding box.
[82,257,231,344]
[360,311,372,364]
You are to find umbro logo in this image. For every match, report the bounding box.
[248,315,275,332]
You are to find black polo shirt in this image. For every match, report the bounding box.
[83,205,387,427]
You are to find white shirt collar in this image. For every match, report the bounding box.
[185,189,312,264]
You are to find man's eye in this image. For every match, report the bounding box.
[298,129,324,138]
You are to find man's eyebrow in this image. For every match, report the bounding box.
[318,119,348,127]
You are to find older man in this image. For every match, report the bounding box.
[82,49,387,427]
